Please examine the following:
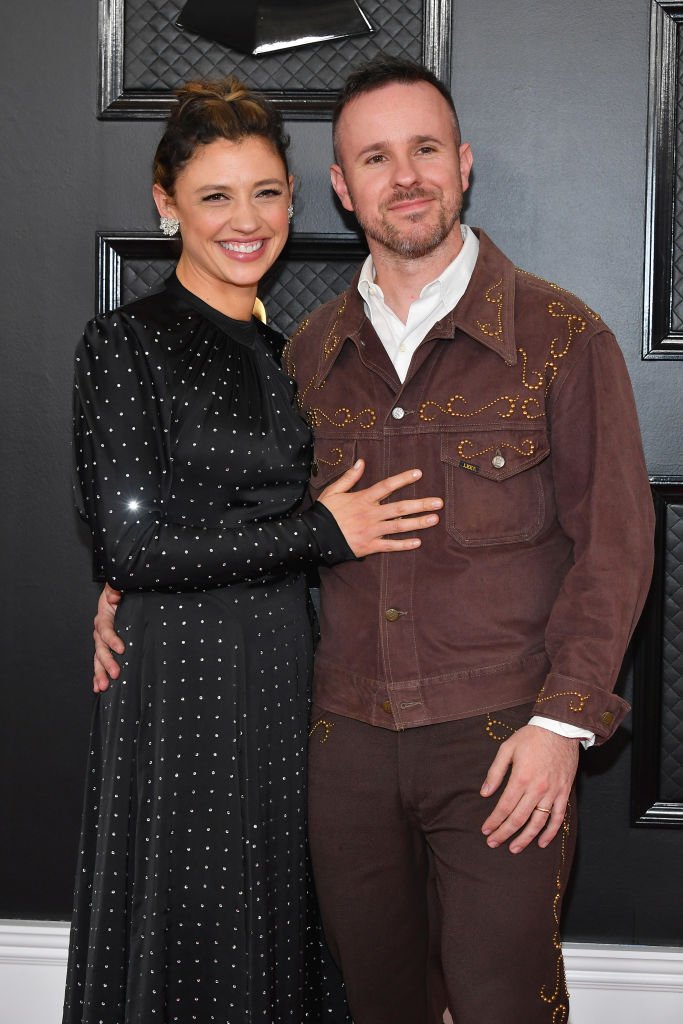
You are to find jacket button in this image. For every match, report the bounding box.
[600,711,614,727]
[492,451,506,469]
[392,406,405,420]
[382,700,392,714]
[385,608,401,622]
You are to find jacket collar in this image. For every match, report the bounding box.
[314,229,518,384]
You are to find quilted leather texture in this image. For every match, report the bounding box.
[124,0,422,92]
[120,253,358,337]
[660,502,683,800]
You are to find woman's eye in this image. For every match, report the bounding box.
[256,188,283,198]
[203,192,227,202]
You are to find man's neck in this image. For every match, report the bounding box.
[369,224,465,323]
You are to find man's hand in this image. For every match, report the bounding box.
[92,584,124,693]
[480,725,579,853]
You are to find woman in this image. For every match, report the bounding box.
[63,78,441,1023]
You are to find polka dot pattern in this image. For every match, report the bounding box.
[63,275,352,1023]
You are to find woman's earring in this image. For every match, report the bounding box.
[287,204,294,223]
[160,215,180,236]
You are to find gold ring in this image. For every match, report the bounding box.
[535,805,552,815]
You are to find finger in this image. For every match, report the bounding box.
[94,628,121,680]
[93,653,111,693]
[377,497,443,518]
[484,794,539,848]
[94,614,125,655]
[104,583,123,608]
[507,806,554,854]
[480,746,511,799]
[318,459,366,496]
[380,513,440,535]
[364,468,423,502]
[366,537,422,553]
[538,802,568,849]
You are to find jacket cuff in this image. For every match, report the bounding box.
[303,501,357,567]
[532,672,630,744]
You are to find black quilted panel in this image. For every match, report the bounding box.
[671,27,683,332]
[122,257,177,303]
[660,502,683,800]
[118,252,358,336]
[123,0,421,93]
[260,259,357,336]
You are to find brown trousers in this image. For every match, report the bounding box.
[308,703,576,1024]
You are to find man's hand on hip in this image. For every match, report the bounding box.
[479,725,579,853]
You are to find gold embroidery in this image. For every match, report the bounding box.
[517,268,601,322]
[309,719,334,743]
[308,406,377,429]
[485,714,515,742]
[474,278,504,338]
[419,394,518,422]
[548,301,586,359]
[518,347,559,394]
[535,689,590,714]
[314,447,344,468]
[538,804,571,1021]
[324,296,348,357]
[521,396,546,420]
[458,438,536,460]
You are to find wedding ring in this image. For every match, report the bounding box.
[535,806,552,815]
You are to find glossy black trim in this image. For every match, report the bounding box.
[98,0,453,120]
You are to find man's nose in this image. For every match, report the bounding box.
[392,154,420,188]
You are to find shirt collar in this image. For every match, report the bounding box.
[357,224,479,314]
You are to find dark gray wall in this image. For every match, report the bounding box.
[1,0,682,943]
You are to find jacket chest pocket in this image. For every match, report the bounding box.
[309,439,357,493]
[441,432,550,546]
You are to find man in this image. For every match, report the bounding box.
[95,57,654,1023]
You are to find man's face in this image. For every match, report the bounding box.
[331,81,472,262]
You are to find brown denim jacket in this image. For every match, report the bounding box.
[284,230,654,743]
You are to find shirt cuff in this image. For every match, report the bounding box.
[529,715,596,749]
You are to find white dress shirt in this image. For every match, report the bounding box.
[357,225,595,747]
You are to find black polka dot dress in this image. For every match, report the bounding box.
[63,275,353,1024]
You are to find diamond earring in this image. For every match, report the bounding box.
[287,204,294,223]
[160,215,180,237]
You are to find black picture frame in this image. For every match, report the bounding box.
[643,0,683,358]
[98,0,453,120]
[96,230,368,331]
[631,478,683,826]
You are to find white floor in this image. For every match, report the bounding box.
[1,921,682,1024]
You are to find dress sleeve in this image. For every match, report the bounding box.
[532,329,655,743]
[73,315,354,591]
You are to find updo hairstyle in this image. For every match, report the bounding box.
[153,76,290,195]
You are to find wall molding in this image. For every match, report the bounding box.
[1,922,682,1023]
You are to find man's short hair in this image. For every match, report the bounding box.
[332,55,461,162]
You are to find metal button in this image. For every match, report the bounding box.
[384,608,401,622]
[600,711,614,727]
[392,406,406,420]
[382,700,393,715]
[492,451,506,470]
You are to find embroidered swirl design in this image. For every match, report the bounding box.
[419,394,518,422]
[308,406,377,429]
[457,438,537,460]
[474,278,504,338]
[309,719,334,743]
[313,447,344,468]
[538,803,571,1021]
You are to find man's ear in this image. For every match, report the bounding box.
[459,143,473,195]
[152,183,178,221]
[330,164,354,213]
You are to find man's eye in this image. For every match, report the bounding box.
[366,154,385,165]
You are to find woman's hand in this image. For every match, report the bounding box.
[318,460,442,558]
[92,583,124,693]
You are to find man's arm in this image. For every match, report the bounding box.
[479,328,654,852]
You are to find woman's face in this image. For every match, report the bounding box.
[154,135,293,317]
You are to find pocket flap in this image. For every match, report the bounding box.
[440,432,550,481]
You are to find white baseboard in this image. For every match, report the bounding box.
[1,921,681,1024]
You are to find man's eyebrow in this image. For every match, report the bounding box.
[354,135,444,159]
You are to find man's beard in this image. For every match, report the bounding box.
[352,187,462,259]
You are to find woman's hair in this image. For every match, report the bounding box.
[153,77,290,194]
